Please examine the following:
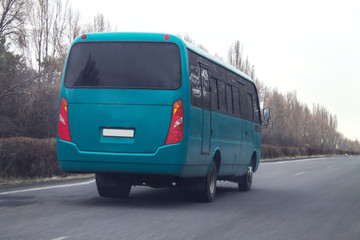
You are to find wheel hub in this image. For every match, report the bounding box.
[247,166,253,185]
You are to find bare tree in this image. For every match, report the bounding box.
[176,33,209,52]
[28,0,50,72]
[214,53,224,61]
[65,6,81,44]
[0,74,40,99]
[0,0,27,42]
[183,34,194,44]
[226,40,360,152]
[197,43,208,52]
[27,0,74,74]
[227,40,258,79]
[228,40,243,71]
[51,0,68,58]
[85,13,112,33]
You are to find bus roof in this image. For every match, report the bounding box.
[183,40,254,84]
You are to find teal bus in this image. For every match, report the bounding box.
[57,32,269,202]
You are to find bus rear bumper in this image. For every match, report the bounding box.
[57,139,204,177]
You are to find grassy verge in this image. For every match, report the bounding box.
[0,174,94,188]
[260,154,339,162]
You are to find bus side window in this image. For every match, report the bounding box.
[210,78,219,111]
[226,84,233,114]
[233,87,240,116]
[189,66,202,108]
[238,88,243,116]
[252,94,261,123]
[218,81,226,113]
[201,67,211,110]
[247,93,254,121]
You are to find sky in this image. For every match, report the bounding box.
[71,0,360,141]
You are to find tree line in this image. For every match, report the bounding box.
[227,41,360,154]
[1,0,359,156]
[0,0,113,139]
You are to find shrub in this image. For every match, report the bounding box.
[261,144,350,160]
[0,137,63,178]
[261,144,283,159]
[281,147,300,157]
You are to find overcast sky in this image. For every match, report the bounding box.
[71,0,360,141]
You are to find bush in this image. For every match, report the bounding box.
[283,147,300,157]
[261,144,352,159]
[261,144,283,159]
[0,137,63,178]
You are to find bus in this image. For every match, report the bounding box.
[57,32,270,202]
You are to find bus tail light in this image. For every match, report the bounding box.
[165,99,184,145]
[58,97,72,142]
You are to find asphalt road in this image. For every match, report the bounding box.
[1,156,360,240]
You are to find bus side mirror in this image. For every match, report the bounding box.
[262,108,271,127]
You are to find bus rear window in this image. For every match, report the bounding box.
[64,42,181,89]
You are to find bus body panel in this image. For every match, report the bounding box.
[58,139,188,176]
[67,95,174,153]
[57,32,262,184]
[186,47,262,178]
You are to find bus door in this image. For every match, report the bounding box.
[244,92,255,164]
[239,87,250,172]
[200,64,211,154]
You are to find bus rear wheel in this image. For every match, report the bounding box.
[238,165,253,191]
[95,173,132,198]
[198,161,217,202]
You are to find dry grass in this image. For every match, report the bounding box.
[0,174,94,187]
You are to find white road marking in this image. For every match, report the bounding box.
[0,179,95,196]
[262,157,326,164]
[294,172,305,176]
[50,236,68,240]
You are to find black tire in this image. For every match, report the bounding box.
[95,173,132,198]
[199,161,217,202]
[238,165,253,191]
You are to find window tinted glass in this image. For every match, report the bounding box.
[218,81,226,112]
[65,42,181,89]
[252,95,260,122]
[233,87,240,116]
[247,93,254,120]
[201,67,211,110]
[210,78,218,110]
[226,84,233,114]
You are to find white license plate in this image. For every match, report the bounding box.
[102,128,134,138]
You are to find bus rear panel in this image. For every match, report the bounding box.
[58,33,191,176]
